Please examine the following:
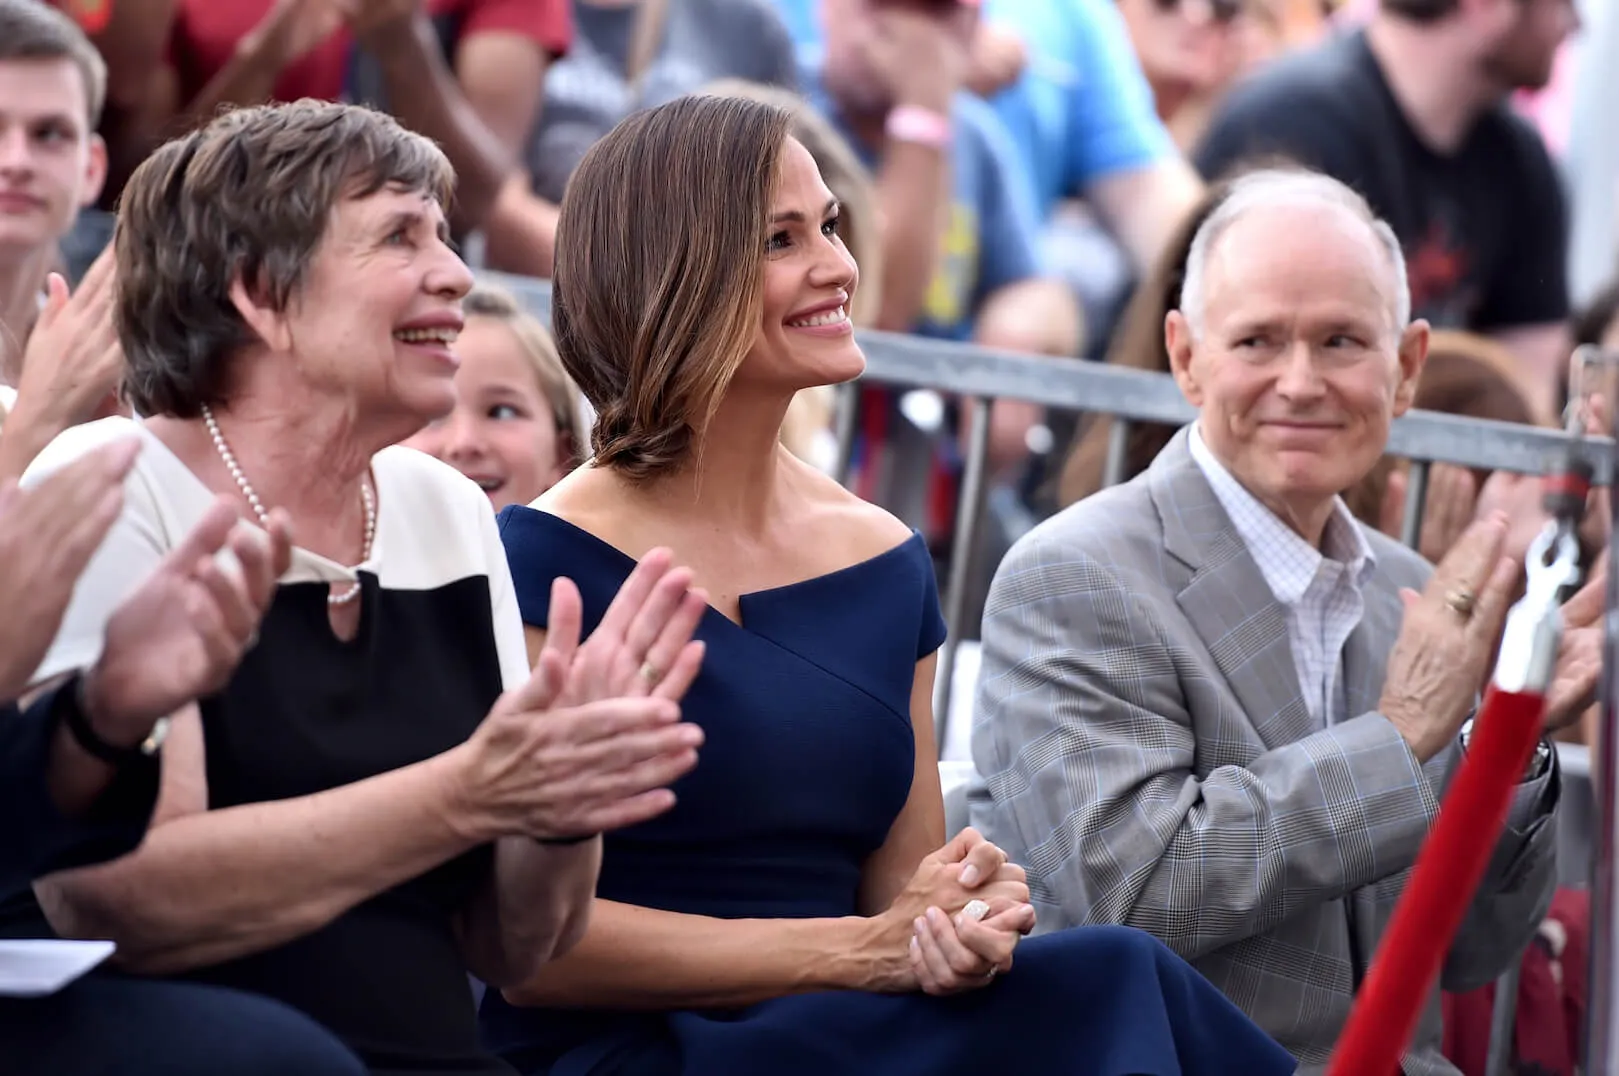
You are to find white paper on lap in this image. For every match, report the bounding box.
[0,939,116,997]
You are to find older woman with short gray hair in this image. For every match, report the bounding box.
[5,100,710,1075]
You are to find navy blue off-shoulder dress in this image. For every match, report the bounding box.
[482,507,1297,1076]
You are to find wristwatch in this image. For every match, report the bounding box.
[1457,718,1552,782]
[61,672,169,766]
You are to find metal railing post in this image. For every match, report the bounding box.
[932,398,993,753]
[831,382,859,487]
[1586,425,1619,1074]
[1400,460,1431,551]
[1102,418,1132,490]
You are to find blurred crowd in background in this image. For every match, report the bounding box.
[12,0,1619,630]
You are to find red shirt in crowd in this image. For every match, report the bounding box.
[50,0,113,33]
[168,0,571,106]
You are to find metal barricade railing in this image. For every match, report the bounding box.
[487,270,1614,730]
[490,270,1607,1072]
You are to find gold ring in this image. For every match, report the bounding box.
[638,661,661,685]
[1444,587,1476,617]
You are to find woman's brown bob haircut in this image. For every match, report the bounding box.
[116,99,454,418]
[552,93,792,481]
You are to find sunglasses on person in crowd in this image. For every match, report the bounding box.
[1151,0,1247,24]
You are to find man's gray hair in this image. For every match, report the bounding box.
[1179,169,1411,338]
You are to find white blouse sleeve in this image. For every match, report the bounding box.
[21,419,174,686]
[481,505,533,694]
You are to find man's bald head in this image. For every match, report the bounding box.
[1179,169,1410,342]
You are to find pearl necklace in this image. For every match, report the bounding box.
[200,404,375,606]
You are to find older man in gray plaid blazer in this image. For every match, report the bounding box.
[968,171,1595,1074]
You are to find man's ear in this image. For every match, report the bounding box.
[1393,319,1430,416]
[79,133,108,209]
[1166,310,1204,408]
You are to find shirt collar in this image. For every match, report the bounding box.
[1187,422,1376,604]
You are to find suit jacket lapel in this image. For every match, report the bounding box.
[1343,575,1407,981]
[1343,572,1401,722]
[1151,430,1316,752]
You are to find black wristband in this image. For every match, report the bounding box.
[533,833,600,847]
[60,674,164,766]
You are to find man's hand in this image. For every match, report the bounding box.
[0,438,140,703]
[84,499,293,747]
[247,0,353,70]
[345,0,424,49]
[963,22,1027,98]
[857,6,970,113]
[17,250,124,424]
[1543,552,1606,731]
[1,251,129,479]
[1475,394,1612,566]
[1380,515,1521,762]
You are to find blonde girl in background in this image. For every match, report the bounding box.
[406,286,585,510]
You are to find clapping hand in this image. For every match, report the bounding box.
[19,248,124,426]
[452,661,703,843]
[963,22,1027,97]
[858,5,970,113]
[449,550,709,843]
[1380,515,1520,762]
[0,438,139,702]
[345,0,423,46]
[1576,394,1613,554]
[252,0,353,69]
[0,250,128,480]
[1542,550,1606,731]
[538,547,709,708]
[83,499,294,746]
[1475,392,1614,567]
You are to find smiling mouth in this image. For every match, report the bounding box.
[394,327,461,345]
[786,305,849,328]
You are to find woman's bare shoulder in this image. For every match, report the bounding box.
[787,457,916,560]
[525,466,649,554]
[527,466,612,525]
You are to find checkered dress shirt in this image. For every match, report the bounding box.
[1189,424,1377,725]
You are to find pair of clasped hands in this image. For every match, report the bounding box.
[473,552,1034,997]
[880,827,1037,995]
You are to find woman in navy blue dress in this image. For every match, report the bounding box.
[482,94,1297,1076]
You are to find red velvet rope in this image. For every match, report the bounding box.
[1327,686,1549,1076]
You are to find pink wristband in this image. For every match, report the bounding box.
[885,105,953,150]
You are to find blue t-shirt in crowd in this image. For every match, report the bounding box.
[771,0,821,64]
[802,69,1042,342]
[981,0,1175,217]
[770,0,1175,219]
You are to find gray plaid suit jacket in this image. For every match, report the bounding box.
[968,428,1558,1074]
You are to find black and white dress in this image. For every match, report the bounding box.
[16,416,531,1076]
